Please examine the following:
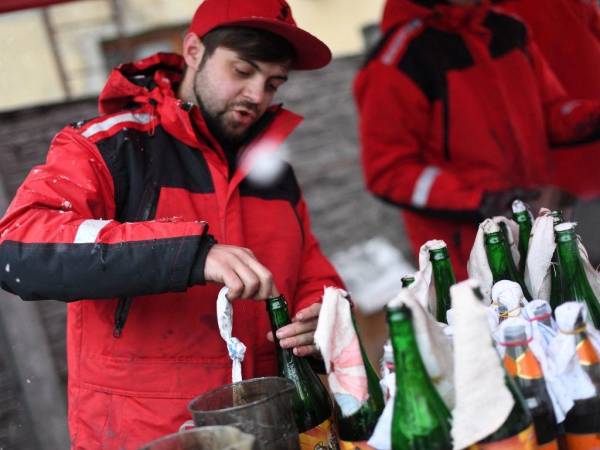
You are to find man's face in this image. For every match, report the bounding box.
[192,47,290,146]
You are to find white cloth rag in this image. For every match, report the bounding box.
[522,299,557,348]
[216,287,247,383]
[450,279,514,450]
[549,302,600,402]
[491,280,527,319]
[497,317,573,423]
[524,212,555,301]
[369,288,454,449]
[314,287,369,417]
[388,288,455,407]
[467,217,519,301]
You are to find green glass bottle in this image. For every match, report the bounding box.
[387,305,452,450]
[266,296,335,447]
[430,244,456,323]
[501,323,558,448]
[336,314,385,445]
[554,223,600,329]
[401,275,415,288]
[512,200,533,278]
[549,211,565,311]
[484,225,532,301]
[470,287,536,449]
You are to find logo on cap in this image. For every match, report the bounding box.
[277,2,290,22]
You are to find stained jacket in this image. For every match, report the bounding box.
[500,0,600,197]
[0,53,343,450]
[354,0,600,278]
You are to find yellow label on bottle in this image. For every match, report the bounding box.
[565,432,600,449]
[504,350,543,380]
[516,349,543,380]
[338,440,374,449]
[577,338,600,366]
[469,424,536,449]
[299,418,337,450]
[537,440,559,450]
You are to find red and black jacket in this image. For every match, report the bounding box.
[0,53,343,449]
[499,0,600,197]
[354,0,600,278]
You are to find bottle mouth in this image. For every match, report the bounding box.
[427,240,447,251]
[555,222,576,232]
[503,325,527,342]
[511,199,526,213]
[482,219,501,234]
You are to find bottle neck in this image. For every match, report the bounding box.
[556,231,590,294]
[514,211,532,274]
[266,296,293,359]
[388,308,436,391]
[266,296,291,329]
[485,231,518,283]
[430,249,456,323]
[555,230,600,330]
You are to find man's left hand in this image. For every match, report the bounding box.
[266,303,321,357]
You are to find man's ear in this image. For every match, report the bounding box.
[182,32,206,70]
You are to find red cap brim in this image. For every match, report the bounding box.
[210,18,332,70]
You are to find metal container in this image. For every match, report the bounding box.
[138,425,255,450]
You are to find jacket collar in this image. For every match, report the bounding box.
[382,0,490,34]
[98,52,303,185]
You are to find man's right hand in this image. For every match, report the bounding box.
[203,244,278,300]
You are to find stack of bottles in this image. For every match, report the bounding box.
[262,200,600,449]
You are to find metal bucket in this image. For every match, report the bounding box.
[138,425,255,450]
[188,377,300,450]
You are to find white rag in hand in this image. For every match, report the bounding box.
[467,218,519,301]
[216,287,247,383]
[314,287,369,417]
[450,279,514,450]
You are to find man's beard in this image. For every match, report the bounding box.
[198,101,246,149]
[193,72,257,149]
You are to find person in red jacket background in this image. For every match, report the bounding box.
[354,0,600,280]
[0,0,343,448]
[499,0,600,198]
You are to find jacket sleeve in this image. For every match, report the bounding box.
[291,196,344,314]
[354,62,483,216]
[529,42,600,145]
[577,0,600,41]
[0,127,211,301]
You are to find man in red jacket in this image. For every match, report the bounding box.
[0,0,343,448]
[354,0,600,279]
[499,0,600,198]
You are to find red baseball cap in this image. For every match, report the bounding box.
[188,0,332,70]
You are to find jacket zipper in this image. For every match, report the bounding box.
[113,180,159,338]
